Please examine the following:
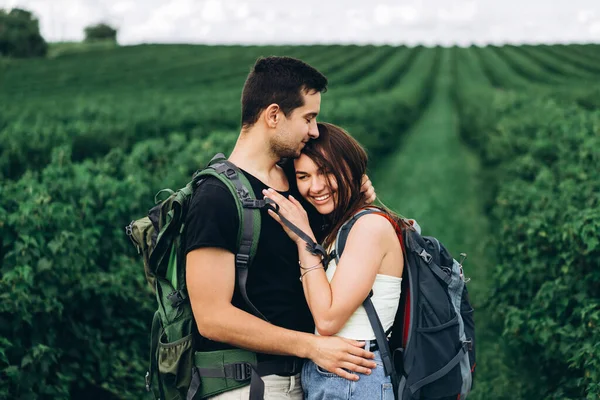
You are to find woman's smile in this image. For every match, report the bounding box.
[311,193,332,204]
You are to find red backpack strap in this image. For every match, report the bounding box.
[369,210,406,253]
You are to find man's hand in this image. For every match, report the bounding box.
[361,175,376,204]
[306,335,377,381]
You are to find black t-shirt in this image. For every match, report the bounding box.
[184,164,324,361]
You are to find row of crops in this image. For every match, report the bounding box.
[1,43,599,398]
[0,44,439,180]
[452,44,600,399]
[1,44,598,182]
[0,44,439,398]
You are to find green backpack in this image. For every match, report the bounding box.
[126,153,271,400]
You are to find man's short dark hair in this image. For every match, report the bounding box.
[241,56,328,129]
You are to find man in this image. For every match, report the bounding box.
[185,56,377,399]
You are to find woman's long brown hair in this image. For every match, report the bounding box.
[302,122,409,251]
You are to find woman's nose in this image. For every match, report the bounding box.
[310,176,326,192]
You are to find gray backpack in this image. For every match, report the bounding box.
[334,208,476,400]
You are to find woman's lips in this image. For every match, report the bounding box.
[311,193,331,204]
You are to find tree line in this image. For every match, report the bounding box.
[0,7,118,58]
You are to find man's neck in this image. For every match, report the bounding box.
[228,130,289,191]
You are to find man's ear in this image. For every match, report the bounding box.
[264,103,281,128]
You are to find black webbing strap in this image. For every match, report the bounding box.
[363,295,399,396]
[409,239,452,285]
[195,359,302,379]
[209,160,276,400]
[255,359,303,376]
[211,157,326,260]
[208,152,227,165]
[334,208,378,262]
[212,161,268,321]
[408,340,470,394]
[187,367,201,400]
[192,364,264,400]
[192,359,302,400]
[336,208,400,397]
[268,207,328,259]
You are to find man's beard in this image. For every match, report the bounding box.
[270,134,302,159]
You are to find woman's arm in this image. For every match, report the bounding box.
[262,188,397,336]
[298,214,395,336]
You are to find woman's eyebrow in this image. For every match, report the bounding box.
[295,170,309,175]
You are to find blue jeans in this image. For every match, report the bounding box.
[301,341,394,400]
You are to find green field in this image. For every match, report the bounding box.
[1,43,599,399]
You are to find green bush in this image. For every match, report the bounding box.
[323,46,439,165]
[0,45,435,181]
[0,8,47,58]
[0,44,438,398]
[0,132,237,399]
[10,43,600,399]
[84,23,118,43]
[488,98,600,399]
[455,73,600,398]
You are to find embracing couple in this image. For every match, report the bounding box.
[184,56,410,400]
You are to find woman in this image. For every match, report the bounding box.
[262,122,409,400]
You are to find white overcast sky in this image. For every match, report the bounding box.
[2,0,600,46]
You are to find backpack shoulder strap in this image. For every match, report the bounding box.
[193,153,267,321]
[333,207,381,263]
[333,206,399,391]
[364,291,398,393]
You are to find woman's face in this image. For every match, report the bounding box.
[294,153,338,215]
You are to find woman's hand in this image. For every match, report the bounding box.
[262,188,316,245]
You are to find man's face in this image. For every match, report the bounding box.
[270,90,321,159]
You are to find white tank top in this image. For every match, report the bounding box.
[315,242,402,340]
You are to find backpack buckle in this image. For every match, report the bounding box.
[125,221,134,236]
[242,198,265,209]
[463,339,473,351]
[419,249,432,264]
[236,254,250,268]
[306,242,327,259]
[167,290,187,308]
[224,168,237,179]
[237,187,250,199]
[234,363,252,381]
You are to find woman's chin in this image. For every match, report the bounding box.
[313,202,334,215]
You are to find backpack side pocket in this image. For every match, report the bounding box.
[158,331,194,400]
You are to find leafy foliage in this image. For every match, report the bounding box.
[0,132,237,398]
[84,23,118,43]
[454,46,600,399]
[0,44,435,398]
[3,41,598,399]
[0,7,47,58]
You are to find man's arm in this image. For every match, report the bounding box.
[186,247,377,380]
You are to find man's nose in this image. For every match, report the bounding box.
[308,120,319,139]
